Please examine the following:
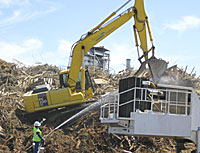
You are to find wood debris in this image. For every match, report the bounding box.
[0,59,198,152]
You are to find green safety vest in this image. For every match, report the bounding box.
[33,127,42,142]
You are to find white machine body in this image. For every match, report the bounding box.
[99,77,200,151]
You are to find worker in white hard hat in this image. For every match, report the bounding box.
[33,120,45,153]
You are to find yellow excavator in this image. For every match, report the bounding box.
[24,0,167,113]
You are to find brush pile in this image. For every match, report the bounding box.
[0,59,198,152]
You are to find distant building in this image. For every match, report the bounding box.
[84,46,110,71]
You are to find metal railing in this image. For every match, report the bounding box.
[100,91,118,121]
[100,86,192,121]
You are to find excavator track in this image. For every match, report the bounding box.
[16,100,96,127]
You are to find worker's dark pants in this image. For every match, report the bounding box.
[33,141,40,153]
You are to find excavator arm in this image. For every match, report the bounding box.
[67,0,165,90]
[133,0,167,82]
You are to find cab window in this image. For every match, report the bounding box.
[59,73,69,88]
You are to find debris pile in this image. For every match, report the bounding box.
[89,66,137,99]
[0,59,60,152]
[44,111,179,153]
[159,65,200,95]
[0,59,198,152]
[0,59,60,97]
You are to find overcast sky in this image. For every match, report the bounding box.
[0,0,200,75]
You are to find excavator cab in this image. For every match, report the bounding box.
[59,69,94,99]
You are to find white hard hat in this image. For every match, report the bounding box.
[34,121,41,127]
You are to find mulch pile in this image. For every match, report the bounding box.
[0,59,198,152]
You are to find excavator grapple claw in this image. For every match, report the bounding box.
[148,57,168,83]
[134,56,168,83]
